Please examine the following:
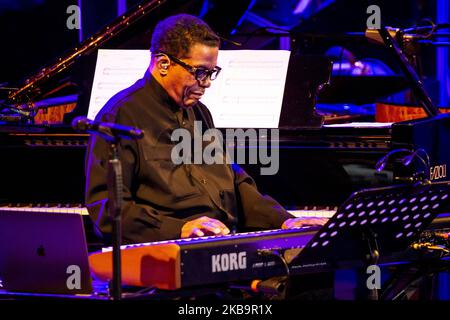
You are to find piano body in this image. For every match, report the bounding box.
[1,0,450,296]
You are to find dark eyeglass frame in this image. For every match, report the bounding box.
[157,52,222,81]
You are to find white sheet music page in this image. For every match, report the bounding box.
[88,49,290,128]
[201,50,291,128]
[87,49,149,120]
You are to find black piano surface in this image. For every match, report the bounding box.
[3,0,448,210]
[1,114,449,210]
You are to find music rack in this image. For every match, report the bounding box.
[290,180,450,299]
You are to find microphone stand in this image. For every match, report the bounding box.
[107,138,123,301]
[73,117,144,300]
[94,131,125,300]
[378,26,440,117]
[93,130,139,301]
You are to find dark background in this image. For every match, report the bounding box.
[0,0,440,85]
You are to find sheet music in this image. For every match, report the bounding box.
[88,49,290,128]
[87,49,149,120]
[201,50,291,128]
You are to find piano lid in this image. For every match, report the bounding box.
[4,0,254,124]
[6,0,201,104]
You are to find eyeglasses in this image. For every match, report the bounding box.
[158,52,222,81]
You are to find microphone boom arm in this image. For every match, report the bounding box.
[377,26,440,117]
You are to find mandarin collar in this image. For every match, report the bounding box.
[143,71,183,113]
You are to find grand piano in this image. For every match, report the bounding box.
[0,0,449,243]
[1,0,450,301]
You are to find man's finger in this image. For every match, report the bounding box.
[283,217,329,229]
[308,219,327,226]
[212,220,231,234]
[202,221,222,234]
[191,227,204,237]
[201,219,230,235]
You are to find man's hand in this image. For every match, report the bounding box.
[281,217,328,229]
[181,216,231,238]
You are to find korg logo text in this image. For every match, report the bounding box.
[212,252,247,272]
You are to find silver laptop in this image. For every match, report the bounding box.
[0,210,93,294]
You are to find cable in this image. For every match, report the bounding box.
[401,148,431,171]
[375,148,411,172]
[121,286,157,299]
[404,19,438,39]
[375,148,432,183]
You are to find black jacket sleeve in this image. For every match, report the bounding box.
[85,111,186,244]
[197,103,294,230]
[233,164,294,230]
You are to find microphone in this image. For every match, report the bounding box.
[401,148,430,169]
[404,23,450,34]
[376,148,432,183]
[365,25,442,46]
[365,27,401,45]
[71,116,144,141]
[375,148,411,172]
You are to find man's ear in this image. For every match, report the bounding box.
[156,55,170,75]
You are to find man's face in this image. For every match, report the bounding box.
[165,43,219,108]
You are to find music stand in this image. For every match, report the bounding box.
[290,180,450,299]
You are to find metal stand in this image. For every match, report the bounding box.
[378,26,440,117]
[290,181,450,300]
[107,142,123,301]
[71,116,144,301]
[362,229,380,300]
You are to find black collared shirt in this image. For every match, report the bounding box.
[85,71,292,244]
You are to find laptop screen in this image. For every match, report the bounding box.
[0,210,92,294]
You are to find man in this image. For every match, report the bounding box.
[85,14,326,244]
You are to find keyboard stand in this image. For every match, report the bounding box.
[288,180,450,300]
